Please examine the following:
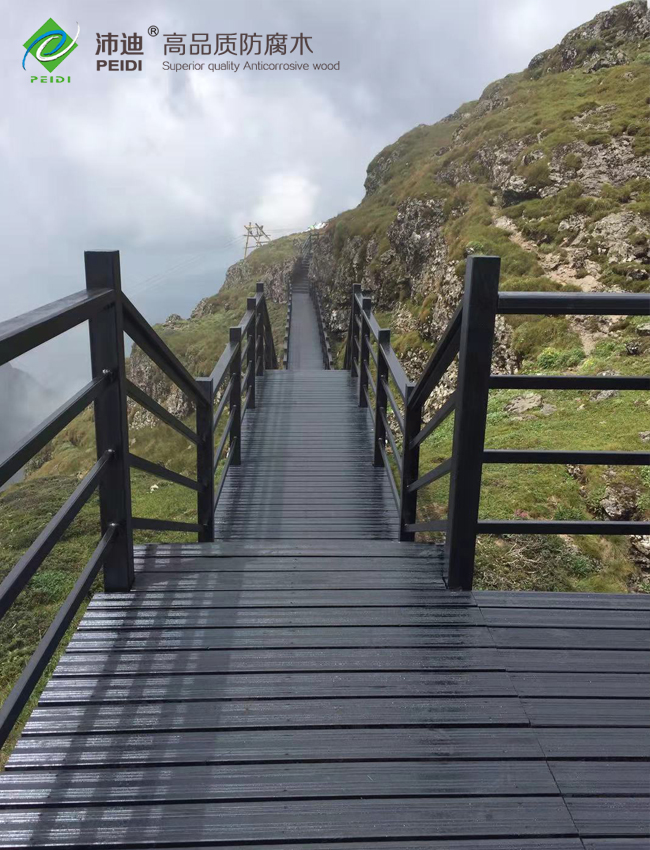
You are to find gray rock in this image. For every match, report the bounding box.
[639,431,650,443]
[600,484,640,521]
[539,404,557,416]
[637,323,650,337]
[505,393,543,414]
[592,212,650,264]
[590,389,620,402]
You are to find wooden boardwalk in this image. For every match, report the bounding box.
[1,287,648,847]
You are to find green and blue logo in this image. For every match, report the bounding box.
[23,18,79,72]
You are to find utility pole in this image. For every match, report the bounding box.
[243,222,271,258]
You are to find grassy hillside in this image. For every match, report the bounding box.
[311,0,650,594]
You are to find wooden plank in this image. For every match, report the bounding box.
[134,542,437,558]
[134,571,446,591]
[67,625,497,650]
[77,607,487,628]
[40,671,517,703]
[0,797,579,844]
[537,728,650,760]
[0,760,560,806]
[7,728,544,770]
[475,591,650,610]
[499,649,650,673]
[566,797,650,836]
[511,673,650,699]
[549,761,650,796]
[22,697,529,734]
[86,837,584,850]
[482,609,650,629]
[521,699,650,727]
[87,589,472,609]
[54,647,504,676]
[490,628,650,650]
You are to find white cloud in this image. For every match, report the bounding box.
[253,172,320,231]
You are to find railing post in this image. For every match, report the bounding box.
[256,283,265,376]
[358,296,371,407]
[84,250,134,592]
[399,384,421,542]
[446,255,501,590]
[374,329,390,467]
[229,326,242,465]
[195,376,214,543]
[246,297,256,408]
[347,284,362,376]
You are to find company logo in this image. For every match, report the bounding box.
[23,18,79,71]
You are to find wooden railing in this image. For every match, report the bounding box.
[344,255,650,590]
[0,250,277,747]
[310,282,333,369]
[283,280,292,369]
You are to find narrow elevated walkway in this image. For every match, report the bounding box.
[287,276,323,370]
[215,270,397,539]
[1,279,648,847]
[215,372,398,539]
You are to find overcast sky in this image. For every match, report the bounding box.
[2,0,613,396]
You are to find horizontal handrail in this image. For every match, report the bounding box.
[126,379,198,445]
[381,377,404,434]
[378,439,400,511]
[122,294,204,404]
[238,308,255,333]
[0,374,109,489]
[212,379,233,433]
[497,291,650,316]
[410,304,462,411]
[411,392,456,451]
[477,519,649,535]
[0,524,117,748]
[132,517,203,533]
[213,411,235,473]
[365,361,377,396]
[0,288,114,367]
[407,456,452,494]
[0,451,112,620]
[242,385,253,417]
[384,348,409,402]
[490,374,649,391]
[405,519,448,534]
[209,341,239,390]
[214,436,237,510]
[483,449,650,465]
[380,407,402,475]
[128,452,201,492]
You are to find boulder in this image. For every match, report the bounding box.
[600,483,640,520]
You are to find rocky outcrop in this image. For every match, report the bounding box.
[527,0,649,76]
[308,196,517,388]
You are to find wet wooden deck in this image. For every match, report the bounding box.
[0,286,648,847]
[1,543,648,847]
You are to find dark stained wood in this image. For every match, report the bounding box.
[1,286,647,846]
[3,546,648,846]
